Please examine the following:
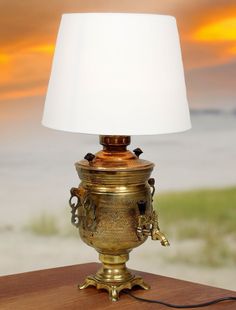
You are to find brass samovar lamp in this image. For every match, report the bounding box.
[42,13,191,301]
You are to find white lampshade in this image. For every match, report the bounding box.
[42,13,191,135]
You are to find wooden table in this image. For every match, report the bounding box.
[0,263,235,309]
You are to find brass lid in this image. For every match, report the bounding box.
[76,135,154,171]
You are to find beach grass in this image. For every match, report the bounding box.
[155,187,236,266]
[24,212,59,236]
[155,187,236,238]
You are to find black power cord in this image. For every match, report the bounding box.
[123,290,236,308]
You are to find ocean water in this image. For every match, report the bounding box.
[0,101,236,226]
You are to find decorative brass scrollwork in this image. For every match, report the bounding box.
[148,178,155,199]
[69,186,97,231]
[69,187,81,228]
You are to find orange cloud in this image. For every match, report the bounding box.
[183,14,236,70]
[193,17,236,42]
[0,86,46,101]
[0,49,52,101]
[0,53,10,64]
[228,45,236,55]
[29,44,55,54]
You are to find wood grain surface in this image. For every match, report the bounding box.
[0,263,235,309]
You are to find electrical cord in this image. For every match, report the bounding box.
[123,290,236,308]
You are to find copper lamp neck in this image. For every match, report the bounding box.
[99,135,131,152]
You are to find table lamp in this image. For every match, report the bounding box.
[42,13,191,301]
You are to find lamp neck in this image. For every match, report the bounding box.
[99,135,131,152]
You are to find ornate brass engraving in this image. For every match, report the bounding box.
[79,192,97,232]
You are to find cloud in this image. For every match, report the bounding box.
[0,0,62,52]
[193,17,236,42]
[0,0,180,52]
[182,41,236,70]
[0,0,235,50]
[0,52,50,101]
[186,60,236,107]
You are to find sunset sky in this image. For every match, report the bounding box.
[0,0,235,108]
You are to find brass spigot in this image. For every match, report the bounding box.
[150,211,170,246]
[137,201,170,247]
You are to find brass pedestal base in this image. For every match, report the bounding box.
[79,254,150,301]
[79,274,149,301]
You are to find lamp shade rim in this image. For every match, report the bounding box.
[41,120,192,136]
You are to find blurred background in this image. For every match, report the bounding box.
[0,0,235,291]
